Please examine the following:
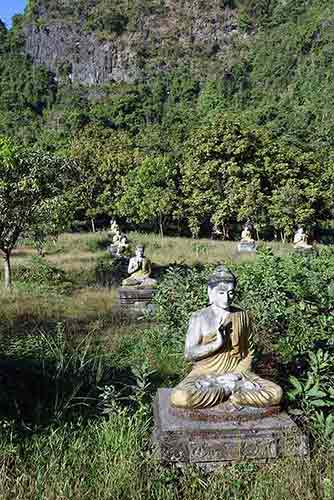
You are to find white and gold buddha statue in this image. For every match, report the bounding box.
[171,266,282,410]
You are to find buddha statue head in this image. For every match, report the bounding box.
[135,244,145,259]
[208,265,236,309]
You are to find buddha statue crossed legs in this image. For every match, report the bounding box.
[171,266,282,410]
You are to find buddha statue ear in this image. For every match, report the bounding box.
[208,286,214,305]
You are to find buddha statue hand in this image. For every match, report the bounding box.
[219,316,232,342]
[200,319,231,354]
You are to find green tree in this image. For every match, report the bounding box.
[69,125,141,230]
[0,137,76,288]
[27,195,75,256]
[182,114,328,239]
[117,155,178,237]
[182,116,272,237]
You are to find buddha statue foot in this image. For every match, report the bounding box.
[171,372,282,410]
[137,277,157,288]
[122,277,157,288]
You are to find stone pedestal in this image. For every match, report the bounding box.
[293,245,314,256]
[153,389,308,469]
[118,286,156,314]
[238,241,257,253]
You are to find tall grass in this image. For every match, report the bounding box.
[0,414,332,499]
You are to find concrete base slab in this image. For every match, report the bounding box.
[238,242,257,253]
[118,287,156,314]
[153,388,308,468]
[293,246,315,256]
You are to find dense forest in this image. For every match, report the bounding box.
[0,0,334,240]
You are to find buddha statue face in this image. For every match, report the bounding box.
[209,281,235,309]
[135,246,144,259]
[208,266,236,309]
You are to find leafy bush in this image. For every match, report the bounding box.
[13,257,73,293]
[95,255,129,287]
[287,349,334,446]
[154,264,214,336]
[154,249,334,361]
[236,248,334,359]
[288,350,334,413]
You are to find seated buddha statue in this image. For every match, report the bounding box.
[170,266,282,409]
[122,245,157,288]
[241,223,255,243]
[293,227,312,250]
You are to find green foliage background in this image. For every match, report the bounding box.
[153,249,334,362]
[0,0,334,237]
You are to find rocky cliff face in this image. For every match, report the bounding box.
[23,0,243,85]
[24,22,141,85]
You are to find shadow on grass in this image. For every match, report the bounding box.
[0,355,170,432]
[0,296,165,432]
[0,304,136,337]
[0,358,125,427]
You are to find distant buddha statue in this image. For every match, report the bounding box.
[241,223,254,242]
[107,218,129,257]
[122,245,157,288]
[238,222,256,252]
[170,266,282,409]
[293,227,312,250]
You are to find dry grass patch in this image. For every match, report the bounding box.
[0,287,118,321]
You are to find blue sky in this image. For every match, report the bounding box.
[0,0,27,27]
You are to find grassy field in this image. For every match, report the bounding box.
[4,231,292,316]
[0,232,332,500]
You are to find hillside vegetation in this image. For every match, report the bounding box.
[0,0,333,240]
[0,4,334,496]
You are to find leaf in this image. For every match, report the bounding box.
[309,399,327,407]
[289,376,303,393]
[306,387,327,398]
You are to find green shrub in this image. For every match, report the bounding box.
[154,250,334,361]
[12,256,73,293]
[236,248,334,359]
[154,264,214,336]
[95,255,129,287]
[287,349,334,446]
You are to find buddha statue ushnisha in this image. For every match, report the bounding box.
[171,266,282,410]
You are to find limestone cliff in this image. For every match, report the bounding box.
[23,0,244,85]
